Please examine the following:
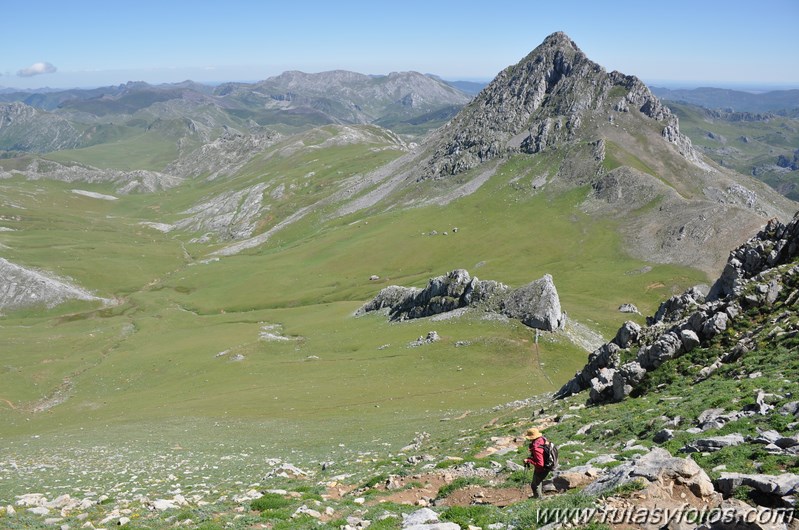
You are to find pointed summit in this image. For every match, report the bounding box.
[422,31,698,179]
[538,30,582,52]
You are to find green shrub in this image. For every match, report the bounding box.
[175,509,194,521]
[365,517,403,530]
[251,493,293,512]
[195,523,225,530]
[361,473,388,489]
[602,478,647,497]
[442,504,499,528]
[732,485,754,503]
[271,515,315,529]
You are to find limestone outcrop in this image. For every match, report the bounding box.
[356,269,564,331]
[0,258,110,312]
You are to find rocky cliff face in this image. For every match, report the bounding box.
[422,32,701,179]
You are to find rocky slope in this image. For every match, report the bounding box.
[165,126,281,180]
[0,258,110,313]
[556,210,799,404]
[0,102,82,153]
[665,100,799,201]
[0,157,182,194]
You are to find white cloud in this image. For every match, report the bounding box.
[17,62,57,77]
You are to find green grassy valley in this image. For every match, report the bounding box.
[0,132,707,456]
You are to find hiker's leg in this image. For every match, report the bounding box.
[530,470,547,498]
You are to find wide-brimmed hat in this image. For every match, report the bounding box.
[524,427,542,440]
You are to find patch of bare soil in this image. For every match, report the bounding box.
[436,484,532,508]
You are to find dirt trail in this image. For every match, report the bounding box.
[350,470,536,509]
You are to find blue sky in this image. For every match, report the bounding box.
[2,0,798,90]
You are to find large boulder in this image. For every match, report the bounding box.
[681,434,745,453]
[637,331,683,370]
[612,361,647,401]
[588,367,615,403]
[613,321,642,348]
[715,472,799,498]
[500,274,563,331]
[583,447,714,498]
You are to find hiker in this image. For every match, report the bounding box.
[523,427,552,498]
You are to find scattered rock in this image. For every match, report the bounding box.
[409,331,440,347]
[293,505,322,519]
[681,433,745,453]
[779,401,799,416]
[552,468,599,490]
[653,429,674,444]
[148,499,178,511]
[618,303,640,314]
[716,472,799,498]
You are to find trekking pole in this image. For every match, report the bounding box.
[519,466,530,499]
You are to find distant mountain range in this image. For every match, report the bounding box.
[651,86,799,113]
[0,72,471,153]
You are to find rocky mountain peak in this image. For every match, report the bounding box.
[422,31,698,178]
[540,30,579,49]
